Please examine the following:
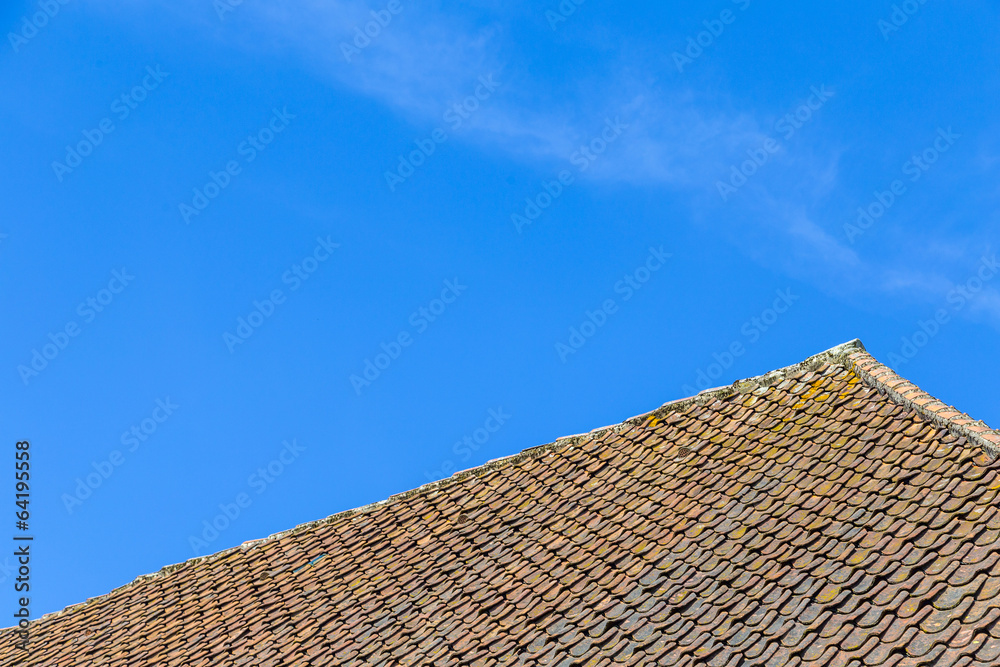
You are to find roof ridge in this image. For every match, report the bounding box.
[23,339,870,627]
[843,349,1000,458]
[614,337,869,429]
[25,337,998,629]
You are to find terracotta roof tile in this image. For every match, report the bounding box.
[5,339,1000,666]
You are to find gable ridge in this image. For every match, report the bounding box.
[844,346,1000,459]
[24,338,999,629]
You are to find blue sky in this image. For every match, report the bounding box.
[2,0,999,620]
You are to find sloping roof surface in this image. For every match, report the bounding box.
[6,340,1000,667]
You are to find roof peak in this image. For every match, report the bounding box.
[25,338,999,628]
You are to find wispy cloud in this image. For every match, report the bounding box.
[193,1,761,186]
[93,0,1000,327]
[255,4,1000,324]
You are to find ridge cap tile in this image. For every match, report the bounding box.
[7,338,1000,667]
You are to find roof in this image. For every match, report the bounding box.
[6,339,1000,667]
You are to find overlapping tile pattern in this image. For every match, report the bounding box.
[6,342,1000,666]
